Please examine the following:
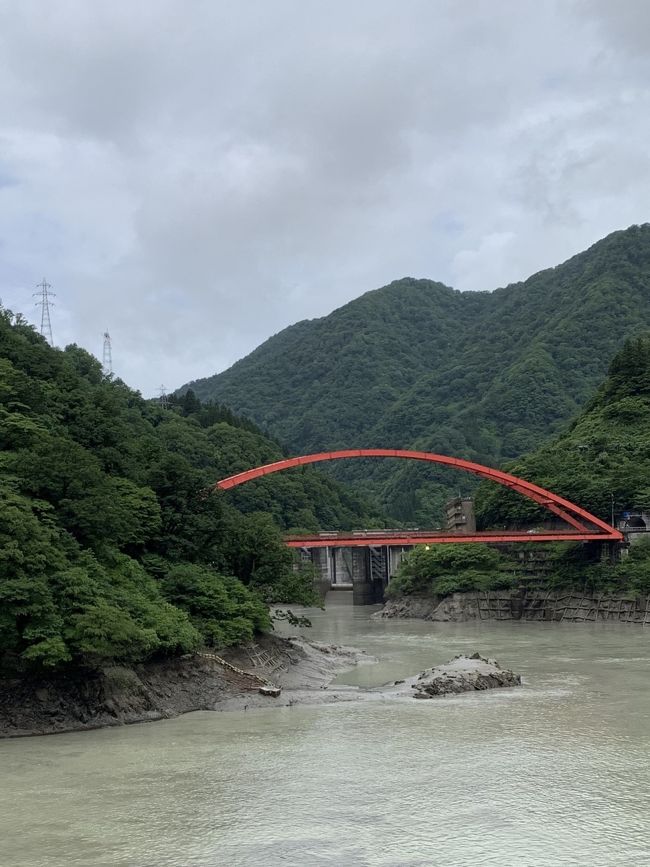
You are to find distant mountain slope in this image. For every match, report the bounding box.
[181,224,650,521]
[190,279,486,452]
[475,334,650,529]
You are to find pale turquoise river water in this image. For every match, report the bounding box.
[1,595,649,866]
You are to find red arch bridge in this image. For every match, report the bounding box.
[216,449,623,604]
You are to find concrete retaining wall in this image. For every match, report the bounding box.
[378,590,650,624]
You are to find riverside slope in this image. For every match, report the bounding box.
[0,637,367,738]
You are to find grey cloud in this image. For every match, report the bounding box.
[0,0,649,393]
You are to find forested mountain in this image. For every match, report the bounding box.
[475,334,650,530]
[0,309,375,673]
[182,224,650,522]
[464,334,650,596]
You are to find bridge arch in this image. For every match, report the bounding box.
[215,448,622,541]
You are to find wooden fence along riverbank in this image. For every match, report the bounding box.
[195,648,282,695]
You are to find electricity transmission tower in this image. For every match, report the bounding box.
[102,330,113,376]
[158,384,169,409]
[34,278,55,345]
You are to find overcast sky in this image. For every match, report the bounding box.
[1,1,649,396]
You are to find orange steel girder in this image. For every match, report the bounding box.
[283,532,617,548]
[215,448,623,544]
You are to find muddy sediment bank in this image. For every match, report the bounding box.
[408,653,521,698]
[0,636,368,739]
[0,633,524,738]
[377,590,650,624]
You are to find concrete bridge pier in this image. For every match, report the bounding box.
[309,547,356,590]
[351,549,374,605]
[309,546,330,583]
[302,546,330,600]
[351,547,389,605]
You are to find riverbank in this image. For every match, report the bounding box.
[0,635,369,738]
[0,628,526,737]
[377,589,650,623]
[2,607,648,867]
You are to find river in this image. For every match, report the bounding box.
[1,594,649,867]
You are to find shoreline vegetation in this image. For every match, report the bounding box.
[0,306,376,686]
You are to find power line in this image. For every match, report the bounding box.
[102,330,113,376]
[33,278,55,345]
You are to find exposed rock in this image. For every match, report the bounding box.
[425,593,483,621]
[375,596,442,619]
[377,592,519,621]
[377,591,650,624]
[409,653,521,699]
[376,593,476,620]
[213,638,373,711]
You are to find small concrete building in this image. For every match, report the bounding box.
[445,496,476,534]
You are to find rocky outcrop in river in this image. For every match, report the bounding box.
[409,653,521,699]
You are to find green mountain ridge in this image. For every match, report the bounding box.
[181,224,650,522]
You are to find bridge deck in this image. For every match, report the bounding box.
[284,530,619,548]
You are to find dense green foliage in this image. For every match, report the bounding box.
[182,224,650,522]
[475,335,650,528]
[388,543,514,597]
[533,540,650,595]
[470,334,650,594]
[388,536,650,599]
[589,540,650,595]
[0,310,375,672]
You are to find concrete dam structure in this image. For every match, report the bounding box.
[307,544,408,605]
